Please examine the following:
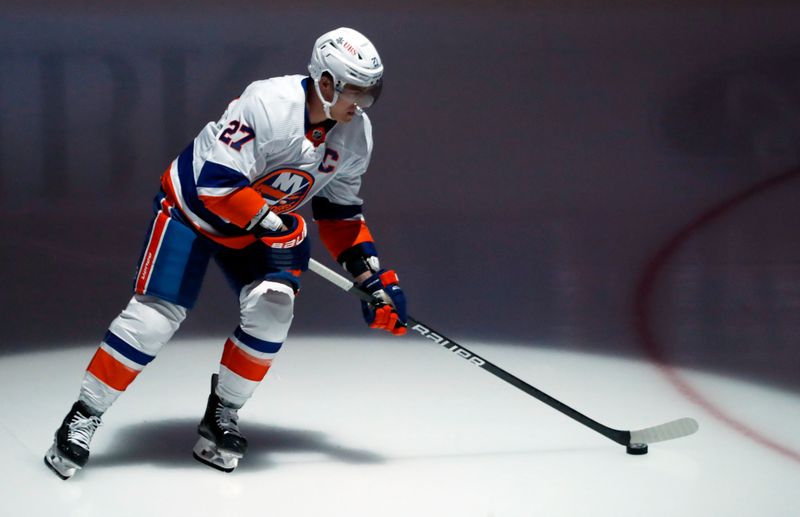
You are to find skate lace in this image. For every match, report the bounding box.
[67,413,102,450]
[215,405,241,436]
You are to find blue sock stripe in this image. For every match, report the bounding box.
[103,331,156,366]
[233,327,283,354]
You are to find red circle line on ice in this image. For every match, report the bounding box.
[633,166,800,463]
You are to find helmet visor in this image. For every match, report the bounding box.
[338,80,383,109]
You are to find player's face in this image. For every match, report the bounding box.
[318,77,353,123]
[339,83,381,108]
[318,76,381,122]
[330,87,362,123]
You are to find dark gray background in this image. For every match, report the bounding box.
[1,2,798,391]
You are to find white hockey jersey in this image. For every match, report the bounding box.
[161,75,373,250]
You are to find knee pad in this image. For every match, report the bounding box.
[108,294,187,357]
[238,280,295,344]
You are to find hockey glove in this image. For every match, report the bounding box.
[360,269,407,336]
[256,213,310,271]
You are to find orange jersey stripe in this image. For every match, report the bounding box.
[86,348,140,392]
[316,219,375,259]
[160,165,175,198]
[198,186,266,229]
[220,339,273,382]
[162,169,259,250]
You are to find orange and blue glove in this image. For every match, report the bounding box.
[255,212,310,271]
[360,269,407,336]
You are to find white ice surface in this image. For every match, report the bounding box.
[2,336,799,517]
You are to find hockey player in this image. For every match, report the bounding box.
[44,27,408,479]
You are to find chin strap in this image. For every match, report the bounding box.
[313,79,339,120]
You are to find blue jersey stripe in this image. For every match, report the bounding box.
[311,195,363,220]
[197,161,250,189]
[177,143,249,236]
[234,326,283,354]
[103,331,155,366]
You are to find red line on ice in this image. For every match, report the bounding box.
[633,166,800,463]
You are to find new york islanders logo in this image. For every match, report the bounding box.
[253,169,315,214]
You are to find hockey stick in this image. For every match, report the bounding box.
[308,258,699,453]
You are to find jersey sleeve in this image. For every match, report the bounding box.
[312,195,376,262]
[195,89,272,229]
[313,118,378,262]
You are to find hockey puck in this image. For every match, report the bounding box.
[626,443,648,455]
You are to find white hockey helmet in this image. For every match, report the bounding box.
[308,27,384,119]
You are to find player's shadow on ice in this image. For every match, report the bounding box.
[90,418,385,471]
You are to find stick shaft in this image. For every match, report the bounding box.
[308,259,630,445]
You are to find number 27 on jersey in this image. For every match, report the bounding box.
[219,120,255,151]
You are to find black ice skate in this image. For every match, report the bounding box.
[44,401,103,480]
[192,374,248,472]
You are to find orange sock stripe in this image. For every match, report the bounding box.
[86,348,140,391]
[220,339,273,382]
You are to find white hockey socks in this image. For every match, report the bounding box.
[79,295,186,414]
[215,281,293,408]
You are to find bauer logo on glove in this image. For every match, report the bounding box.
[360,269,408,336]
[255,212,310,271]
[257,213,307,249]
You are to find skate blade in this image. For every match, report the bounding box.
[44,444,79,480]
[192,436,241,473]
